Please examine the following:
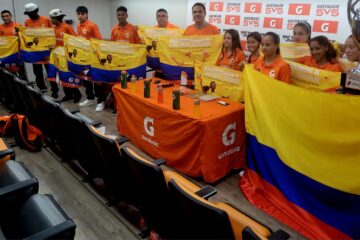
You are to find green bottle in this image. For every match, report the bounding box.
[172,88,181,110]
[121,70,127,89]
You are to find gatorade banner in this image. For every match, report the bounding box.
[18,27,55,63]
[194,61,244,102]
[157,35,223,80]
[0,37,19,72]
[48,47,81,88]
[240,65,360,239]
[90,39,147,83]
[288,60,340,90]
[63,34,96,80]
[280,43,310,60]
[137,26,184,70]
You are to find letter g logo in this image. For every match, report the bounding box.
[144,117,154,136]
[222,123,236,146]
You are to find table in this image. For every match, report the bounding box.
[113,80,245,183]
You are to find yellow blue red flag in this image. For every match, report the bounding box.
[0,36,19,72]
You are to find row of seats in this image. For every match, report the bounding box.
[0,69,289,239]
[0,139,76,239]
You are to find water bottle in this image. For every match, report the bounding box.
[194,96,200,118]
[172,88,181,110]
[157,84,163,103]
[144,79,151,98]
[121,70,127,89]
[130,75,137,93]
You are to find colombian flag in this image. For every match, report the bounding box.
[240,66,360,239]
[0,36,19,72]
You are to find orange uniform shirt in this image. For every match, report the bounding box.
[254,55,292,83]
[248,53,260,64]
[296,56,343,72]
[154,22,179,28]
[216,48,245,71]
[183,23,219,35]
[25,16,52,28]
[0,21,22,36]
[54,22,77,46]
[110,23,140,43]
[77,20,102,40]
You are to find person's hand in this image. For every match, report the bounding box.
[146,45,152,51]
[238,61,245,71]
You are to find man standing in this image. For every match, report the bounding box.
[183,3,219,35]
[49,8,82,103]
[155,9,178,28]
[0,10,22,36]
[110,6,140,43]
[76,6,105,112]
[24,2,59,98]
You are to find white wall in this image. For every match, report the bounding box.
[109,0,188,29]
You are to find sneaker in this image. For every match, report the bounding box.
[95,102,105,112]
[79,99,96,107]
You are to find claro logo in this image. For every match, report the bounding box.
[209,2,224,11]
[244,3,262,13]
[313,20,338,33]
[225,15,240,25]
[144,117,154,136]
[222,123,236,146]
[263,17,283,29]
[288,4,311,15]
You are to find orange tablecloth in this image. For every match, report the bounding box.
[113,80,245,183]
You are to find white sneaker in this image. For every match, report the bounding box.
[95,102,105,112]
[79,99,96,107]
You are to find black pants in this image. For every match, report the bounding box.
[32,64,58,94]
[63,87,81,98]
[83,80,105,103]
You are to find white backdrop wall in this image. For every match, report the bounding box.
[109,0,188,29]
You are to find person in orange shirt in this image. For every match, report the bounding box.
[246,32,262,64]
[155,9,179,28]
[254,32,291,83]
[110,6,140,44]
[216,29,245,71]
[49,8,82,103]
[76,6,106,112]
[183,3,219,35]
[24,3,58,97]
[0,10,22,36]
[292,22,311,44]
[297,36,342,72]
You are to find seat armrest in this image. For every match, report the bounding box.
[24,221,76,240]
[88,120,102,127]
[268,229,290,240]
[0,149,15,160]
[115,136,128,145]
[154,158,166,166]
[69,109,80,114]
[194,185,217,200]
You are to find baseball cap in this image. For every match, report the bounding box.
[24,3,38,14]
[49,9,66,18]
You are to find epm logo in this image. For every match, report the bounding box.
[225,15,240,25]
[244,3,262,14]
[265,4,284,14]
[315,4,340,17]
[226,2,241,12]
[209,14,222,24]
[263,17,283,29]
[288,4,311,16]
[313,20,338,33]
[209,2,224,12]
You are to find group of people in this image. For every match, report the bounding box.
[0,2,359,111]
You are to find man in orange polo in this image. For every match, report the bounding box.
[76,6,106,112]
[49,8,82,103]
[155,9,179,28]
[0,10,22,36]
[110,6,140,43]
[184,2,219,35]
[24,3,58,97]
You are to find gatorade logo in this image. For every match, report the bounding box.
[288,4,311,15]
[269,70,276,78]
[244,3,262,13]
[225,15,240,25]
[125,32,131,38]
[263,17,283,29]
[313,20,338,33]
[222,123,236,146]
[144,117,154,137]
[82,29,87,35]
[209,2,224,11]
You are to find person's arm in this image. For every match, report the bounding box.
[279,64,292,83]
[92,24,103,40]
[46,17,52,27]
[68,25,77,36]
[296,56,306,64]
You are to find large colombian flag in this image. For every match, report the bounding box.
[240,65,360,239]
[0,36,19,72]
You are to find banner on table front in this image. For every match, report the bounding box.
[288,60,340,90]
[157,35,223,80]
[240,65,360,240]
[194,61,244,102]
[137,26,183,70]
[0,36,19,72]
[90,39,147,83]
[19,27,55,63]
[48,46,81,88]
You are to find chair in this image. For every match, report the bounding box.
[121,144,201,238]
[167,179,287,240]
[0,70,16,110]
[12,77,29,114]
[25,85,47,128]
[88,126,135,205]
[1,194,76,239]
[0,160,39,221]
[0,138,15,168]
